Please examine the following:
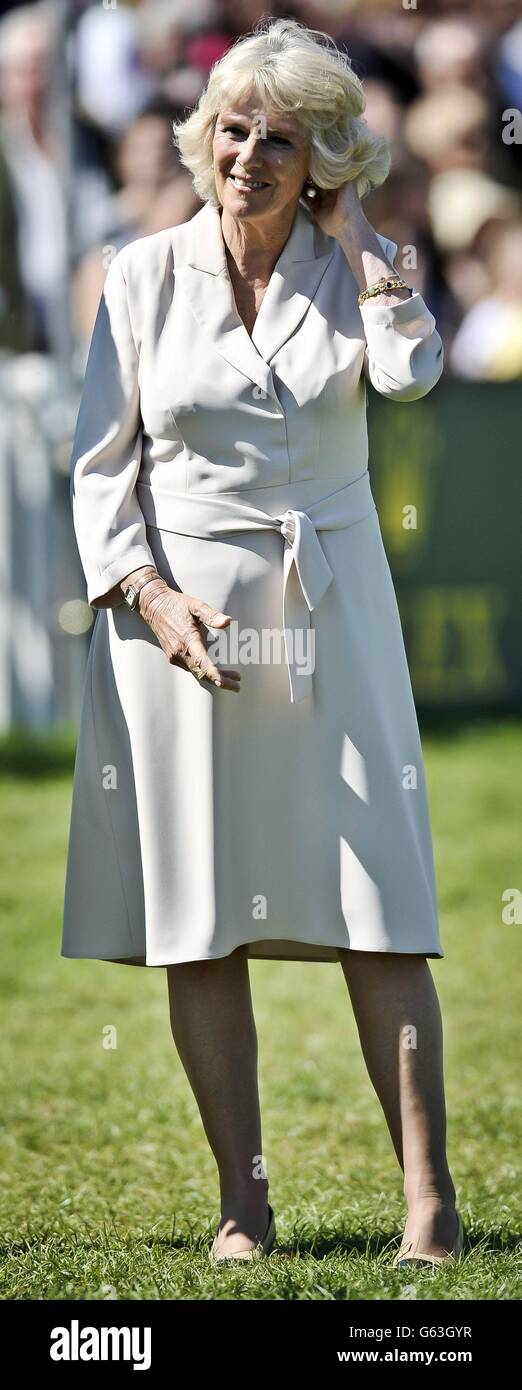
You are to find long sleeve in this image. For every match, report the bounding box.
[70,252,157,609]
[360,237,444,402]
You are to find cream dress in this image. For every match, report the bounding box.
[61,198,444,966]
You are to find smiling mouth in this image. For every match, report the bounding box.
[228,174,270,191]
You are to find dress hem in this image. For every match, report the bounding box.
[60,940,445,967]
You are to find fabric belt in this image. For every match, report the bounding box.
[136,471,376,704]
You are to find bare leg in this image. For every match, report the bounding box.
[338,949,458,1258]
[166,944,270,1257]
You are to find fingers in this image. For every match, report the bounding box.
[144,589,241,691]
[174,653,241,691]
[185,597,240,690]
[202,665,241,692]
[189,598,232,629]
[173,629,241,692]
[189,640,241,690]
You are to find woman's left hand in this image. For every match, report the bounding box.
[303,175,410,307]
[303,178,365,241]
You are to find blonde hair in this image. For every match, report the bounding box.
[172,16,390,207]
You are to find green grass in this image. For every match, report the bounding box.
[0,720,521,1300]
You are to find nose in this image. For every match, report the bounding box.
[236,128,265,169]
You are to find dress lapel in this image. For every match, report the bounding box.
[175,198,334,406]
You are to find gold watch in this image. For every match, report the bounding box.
[122,569,160,611]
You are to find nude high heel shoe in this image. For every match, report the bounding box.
[209,1204,276,1263]
[393,1210,464,1269]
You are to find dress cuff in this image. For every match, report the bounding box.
[359,290,435,332]
[87,548,158,609]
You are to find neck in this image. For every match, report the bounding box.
[219,203,298,282]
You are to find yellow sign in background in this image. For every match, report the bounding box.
[368,382,520,708]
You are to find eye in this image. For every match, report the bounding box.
[222,124,291,145]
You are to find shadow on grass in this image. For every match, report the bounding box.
[145,1222,520,1262]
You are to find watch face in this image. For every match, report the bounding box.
[125,587,138,609]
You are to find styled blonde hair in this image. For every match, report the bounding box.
[172,16,390,207]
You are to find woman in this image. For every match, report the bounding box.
[62,18,463,1267]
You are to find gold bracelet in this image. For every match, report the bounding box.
[358,276,412,306]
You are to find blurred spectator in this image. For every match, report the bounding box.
[0,138,34,352]
[497,16,522,108]
[362,79,407,151]
[428,168,521,254]
[404,86,490,174]
[0,0,519,381]
[413,17,491,95]
[135,0,233,108]
[89,101,185,248]
[70,93,199,352]
[0,1,69,355]
[69,165,198,357]
[136,0,224,79]
[449,220,522,380]
[74,2,155,136]
[220,1,285,35]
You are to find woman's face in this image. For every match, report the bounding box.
[212,95,311,222]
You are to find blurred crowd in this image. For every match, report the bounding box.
[0,0,521,379]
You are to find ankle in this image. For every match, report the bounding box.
[219,1179,269,1215]
[404,1183,456,1211]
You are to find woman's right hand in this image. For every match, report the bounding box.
[138,579,241,692]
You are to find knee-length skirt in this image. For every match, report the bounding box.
[61,473,443,967]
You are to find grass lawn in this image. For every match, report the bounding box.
[0,719,521,1301]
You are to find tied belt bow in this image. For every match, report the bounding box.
[136,471,376,704]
